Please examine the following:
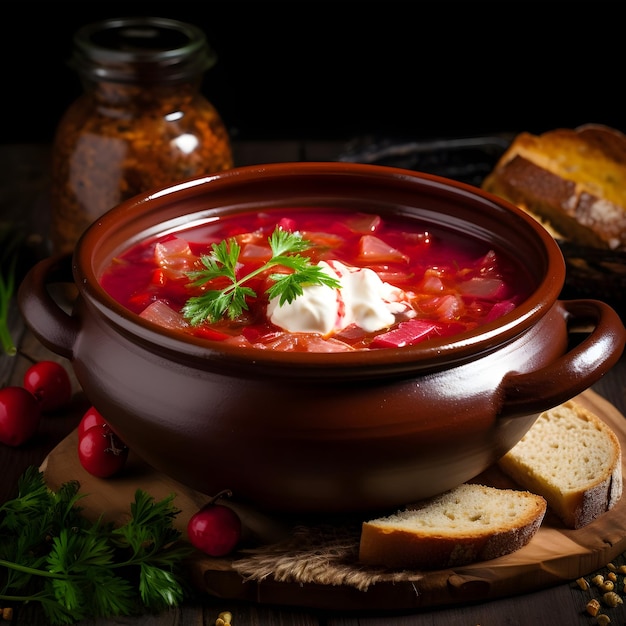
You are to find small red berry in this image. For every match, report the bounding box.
[0,386,41,446]
[77,424,129,478]
[23,360,72,412]
[187,490,242,557]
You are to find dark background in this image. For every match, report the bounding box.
[3,1,624,145]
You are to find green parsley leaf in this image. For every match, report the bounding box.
[182,226,342,324]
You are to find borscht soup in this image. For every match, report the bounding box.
[99,208,534,352]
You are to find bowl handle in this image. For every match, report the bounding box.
[500,299,626,416]
[17,254,78,359]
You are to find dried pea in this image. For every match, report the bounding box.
[586,598,601,616]
[602,591,623,607]
[216,610,232,625]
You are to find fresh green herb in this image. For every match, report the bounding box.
[182,226,342,324]
[0,466,193,625]
[0,222,24,356]
[0,253,17,356]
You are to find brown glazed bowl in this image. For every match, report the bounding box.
[19,162,626,514]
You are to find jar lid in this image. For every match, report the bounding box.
[70,16,217,83]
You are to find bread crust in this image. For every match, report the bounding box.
[358,484,546,570]
[498,400,623,529]
[482,125,626,250]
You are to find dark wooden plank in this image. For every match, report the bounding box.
[326,584,588,625]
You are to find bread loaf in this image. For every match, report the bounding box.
[482,124,626,250]
[498,400,623,529]
[358,483,546,569]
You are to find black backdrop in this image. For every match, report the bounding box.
[3,1,624,144]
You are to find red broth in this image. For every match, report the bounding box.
[99,209,534,352]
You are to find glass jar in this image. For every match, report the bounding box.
[50,16,233,256]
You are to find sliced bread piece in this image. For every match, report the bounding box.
[482,124,626,250]
[358,483,546,570]
[498,400,623,529]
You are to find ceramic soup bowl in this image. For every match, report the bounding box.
[19,162,626,513]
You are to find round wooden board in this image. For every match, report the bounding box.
[42,390,626,612]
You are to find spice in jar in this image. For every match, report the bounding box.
[50,16,233,256]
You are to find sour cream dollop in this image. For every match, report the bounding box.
[267,260,415,335]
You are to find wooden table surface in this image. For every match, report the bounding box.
[2,142,626,625]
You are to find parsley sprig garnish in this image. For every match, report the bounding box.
[0,467,193,624]
[182,226,342,324]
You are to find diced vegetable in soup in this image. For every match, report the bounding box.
[99,209,534,352]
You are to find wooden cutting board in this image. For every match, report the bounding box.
[42,389,626,611]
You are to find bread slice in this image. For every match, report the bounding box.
[482,124,626,250]
[498,400,623,530]
[358,483,546,569]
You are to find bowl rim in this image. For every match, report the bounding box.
[74,161,565,377]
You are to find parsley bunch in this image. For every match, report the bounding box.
[182,226,342,324]
[0,467,193,624]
